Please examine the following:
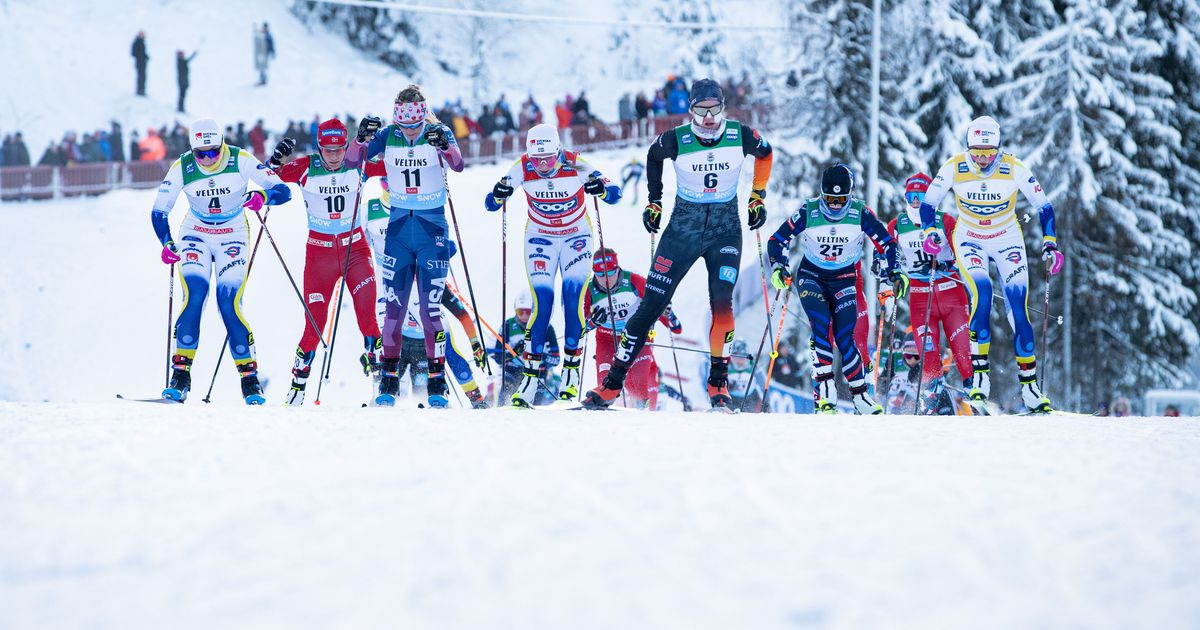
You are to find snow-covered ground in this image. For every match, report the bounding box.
[2,403,1198,630]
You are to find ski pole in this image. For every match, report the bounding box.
[251,209,329,350]
[872,288,886,392]
[877,284,901,408]
[593,194,626,407]
[499,192,508,404]
[942,274,1063,323]
[1040,264,1052,392]
[202,207,270,403]
[744,288,783,402]
[758,281,793,412]
[755,230,773,323]
[165,263,175,388]
[913,279,938,414]
[439,153,491,376]
[314,168,368,405]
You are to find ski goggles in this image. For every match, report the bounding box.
[530,153,559,172]
[194,146,221,160]
[690,103,725,118]
[905,191,925,205]
[394,101,427,128]
[967,146,999,159]
[821,193,850,207]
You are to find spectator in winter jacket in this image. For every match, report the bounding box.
[254,22,275,86]
[554,100,572,130]
[138,128,165,161]
[651,90,667,116]
[666,79,688,114]
[176,50,196,113]
[129,130,142,161]
[248,119,267,155]
[571,91,592,125]
[110,121,125,162]
[618,93,633,123]
[131,30,149,96]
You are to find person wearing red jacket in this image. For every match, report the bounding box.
[268,118,387,405]
[885,172,972,413]
[584,248,682,409]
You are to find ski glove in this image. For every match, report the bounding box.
[242,190,266,213]
[424,125,450,150]
[161,240,180,265]
[664,307,683,334]
[589,305,609,328]
[643,201,663,233]
[491,179,514,202]
[269,137,295,167]
[770,262,792,290]
[357,115,383,142]
[921,229,943,256]
[1042,241,1064,275]
[891,270,910,299]
[584,175,606,197]
[747,189,767,230]
[470,339,487,369]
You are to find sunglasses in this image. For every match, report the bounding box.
[903,354,920,361]
[690,103,725,118]
[194,147,221,160]
[396,119,425,129]
[531,154,559,171]
[968,147,999,159]
[905,191,925,204]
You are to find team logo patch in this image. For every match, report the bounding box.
[186,252,199,262]
[968,256,984,267]
[530,237,553,246]
[225,246,240,258]
[569,238,588,252]
[1006,250,1023,265]
[718,266,737,283]
[720,246,739,255]
[958,162,969,173]
[534,260,547,272]
[724,331,735,344]
[308,293,325,303]
[654,256,672,274]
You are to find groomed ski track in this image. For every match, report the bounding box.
[2,401,1197,630]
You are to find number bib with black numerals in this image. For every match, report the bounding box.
[799,199,867,270]
[895,208,954,280]
[180,149,248,222]
[589,271,641,335]
[299,155,363,235]
[382,125,447,211]
[672,121,745,204]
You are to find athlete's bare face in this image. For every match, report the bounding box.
[319,145,346,170]
[400,124,424,143]
[594,270,619,290]
[516,308,531,325]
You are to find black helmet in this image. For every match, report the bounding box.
[821,163,855,197]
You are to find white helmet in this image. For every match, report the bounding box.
[515,291,533,311]
[189,118,223,149]
[965,116,1001,149]
[525,123,561,157]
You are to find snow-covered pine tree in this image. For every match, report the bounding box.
[290,1,420,73]
[993,0,1197,408]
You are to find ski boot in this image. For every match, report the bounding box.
[427,359,449,409]
[375,357,400,407]
[511,353,542,409]
[238,362,266,405]
[1018,359,1052,414]
[465,385,489,409]
[582,363,628,410]
[707,357,733,412]
[360,336,382,379]
[850,382,883,415]
[814,368,837,414]
[558,350,583,401]
[162,353,193,402]
[966,353,991,408]
[285,348,315,406]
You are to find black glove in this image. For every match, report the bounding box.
[492,179,514,201]
[747,189,767,230]
[589,305,609,328]
[643,201,663,233]
[269,137,295,167]
[424,125,450,150]
[584,175,606,197]
[357,115,382,142]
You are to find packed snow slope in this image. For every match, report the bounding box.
[2,403,1198,630]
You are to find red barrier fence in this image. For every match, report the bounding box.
[0,107,768,202]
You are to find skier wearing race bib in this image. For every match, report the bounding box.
[151,118,292,404]
[883,172,972,414]
[485,123,622,407]
[584,247,683,410]
[767,163,898,415]
[490,291,561,405]
[345,84,465,409]
[267,119,387,405]
[726,338,766,413]
[584,78,773,411]
[919,116,1063,413]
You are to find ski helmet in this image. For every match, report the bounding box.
[526,123,562,174]
[593,247,620,275]
[820,163,855,217]
[189,118,222,149]
[965,116,1001,148]
[515,291,534,312]
[317,118,348,148]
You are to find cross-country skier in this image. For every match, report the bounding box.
[918,116,1063,413]
[583,78,773,410]
[766,163,898,415]
[345,84,465,408]
[884,172,973,413]
[267,119,386,405]
[484,123,622,407]
[584,247,683,410]
[726,338,765,412]
[152,118,292,403]
[491,291,560,405]
[620,157,644,206]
